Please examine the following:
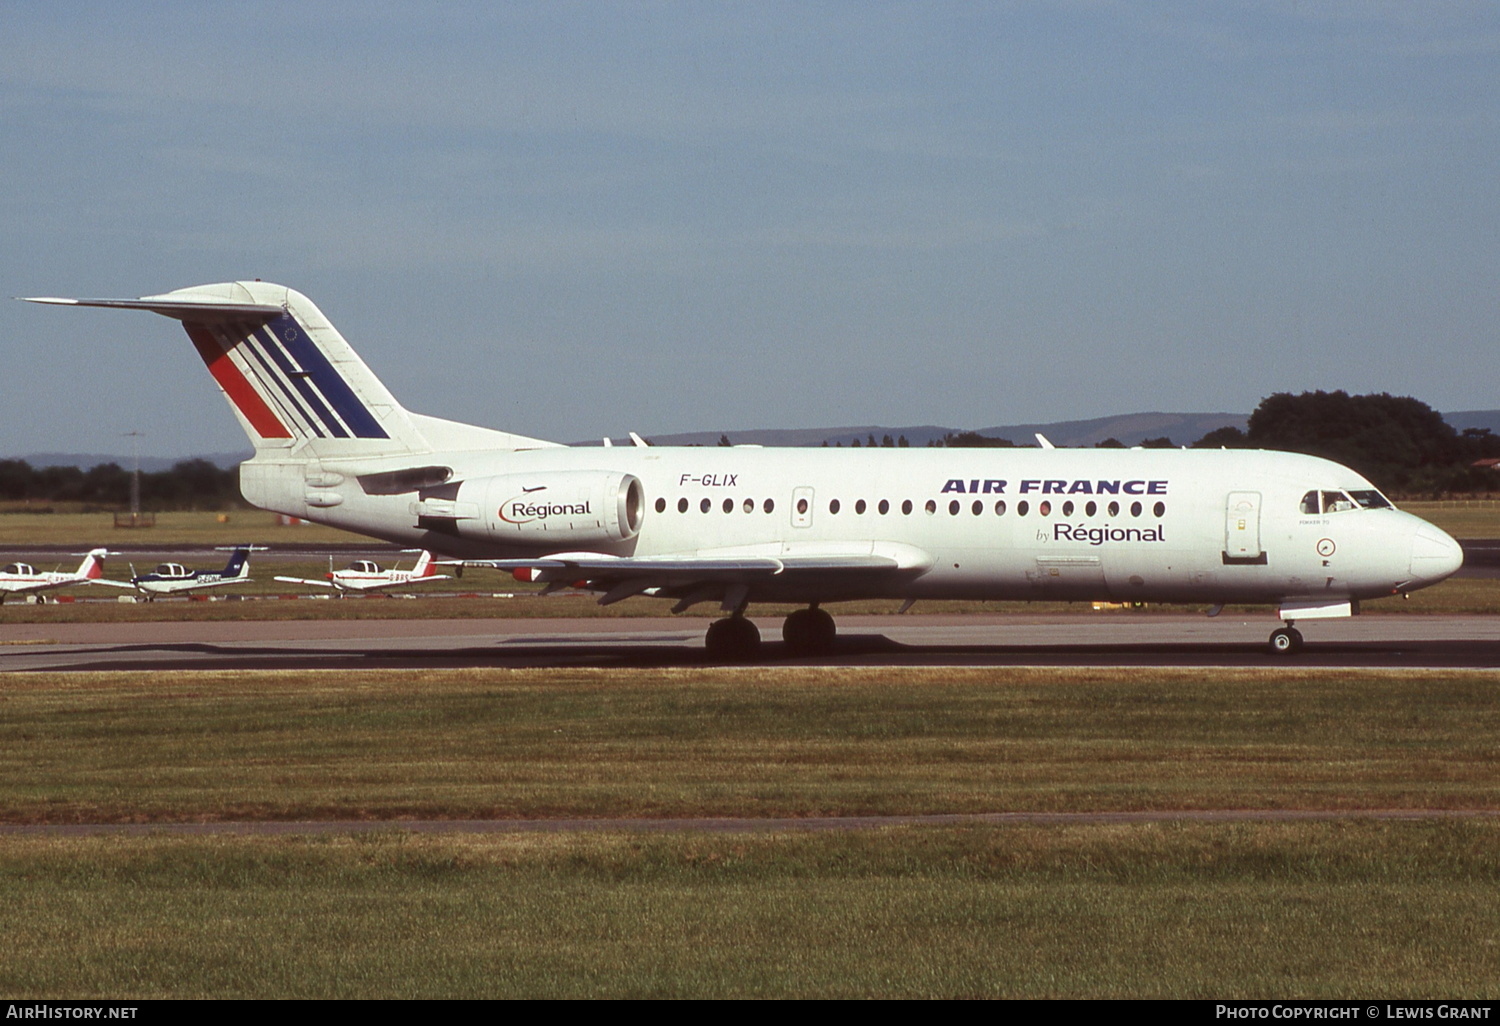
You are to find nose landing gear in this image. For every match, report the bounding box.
[1268,623,1304,655]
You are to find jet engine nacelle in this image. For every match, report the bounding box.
[462,470,645,547]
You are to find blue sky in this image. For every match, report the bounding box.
[5,1,1499,456]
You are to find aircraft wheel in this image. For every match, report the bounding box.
[1268,627,1304,655]
[783,607,837,655]
[706,616,762,662]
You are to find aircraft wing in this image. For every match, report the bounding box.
[87,579,138,589]
[447,548,930,612]
[273,576,337,589]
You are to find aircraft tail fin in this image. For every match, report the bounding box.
[413,550,437,577]
[220,545,252,579]
[24,282,558,459]
[76,548,107,580]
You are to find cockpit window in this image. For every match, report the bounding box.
[1301,489,1393,514]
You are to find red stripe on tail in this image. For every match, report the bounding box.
[185,324,292,439]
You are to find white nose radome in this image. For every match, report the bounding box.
[1409,524,1464,586]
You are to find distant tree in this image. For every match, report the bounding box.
[1192,426,1249,449]
[867,434,878,448]
[1245,390,1482,494]
[0,459,32,501]
[718,434,732,447]
[897,435,909,448]
[937,431,1016,449]
[1140,437,1174,449]
[1094,438,1125,449]
[851,438,861,448]
[881,434,894,448]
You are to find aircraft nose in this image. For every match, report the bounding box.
[1409,523,1464,585]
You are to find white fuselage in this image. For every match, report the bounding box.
[241,445,1459,608]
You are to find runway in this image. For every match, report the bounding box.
[7,613,1500,670]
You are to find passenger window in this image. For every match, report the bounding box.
[764,498,775,514]
[1017,501,1029,516]
[1039,501,1051,516]
[948,500,960,515]
[1085,501,1097,517]
[1107,501,1119,517]
[1153,501,1166,518]
[829,499,841,514]
[700,498,711,513]
[723,498,734,514]
[678,498,689,513]
[1062,501,1074,517]
[878,499,889,515]
[902,500,913,515]
[655,497,666,513]
[855,499,867,515]
[925,500,937,515]
[994,500,1006,515]
[743,498,754,513]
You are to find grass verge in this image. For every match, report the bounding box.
[2,667,1497,822]
[1,822,1497,998]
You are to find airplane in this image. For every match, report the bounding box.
[91,545,259,599]
[0,549,110,603]
[24,282,1465,658]
[274,549,449,594]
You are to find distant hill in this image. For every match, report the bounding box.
[1443,410,1500,435]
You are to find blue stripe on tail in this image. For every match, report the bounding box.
[266,314,389,439]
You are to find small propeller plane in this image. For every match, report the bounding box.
[92,545,259,600]
[274,550,448,594]
[0,549,109,603]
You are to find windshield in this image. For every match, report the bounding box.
[1348,490,1393,509]
[1300,489,1394,514]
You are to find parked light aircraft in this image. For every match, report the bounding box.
[92,545,258,599]
[274,550,448,594]
[0,549,109,602]
[25,282,1465,658]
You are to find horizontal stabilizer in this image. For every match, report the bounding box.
[23,296,285,322]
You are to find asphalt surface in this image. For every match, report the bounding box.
[7,613,1500,671]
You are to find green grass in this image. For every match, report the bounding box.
[1402,500,1500,539]
[3,666,1498,998]
[2,823,1498,998]
[0,509,366,546]
[3,667,1497,823]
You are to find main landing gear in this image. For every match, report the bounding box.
[782,605,837,656]
[1268,622,1304,655]
[704,614,761,662]
[703,605,839,662]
